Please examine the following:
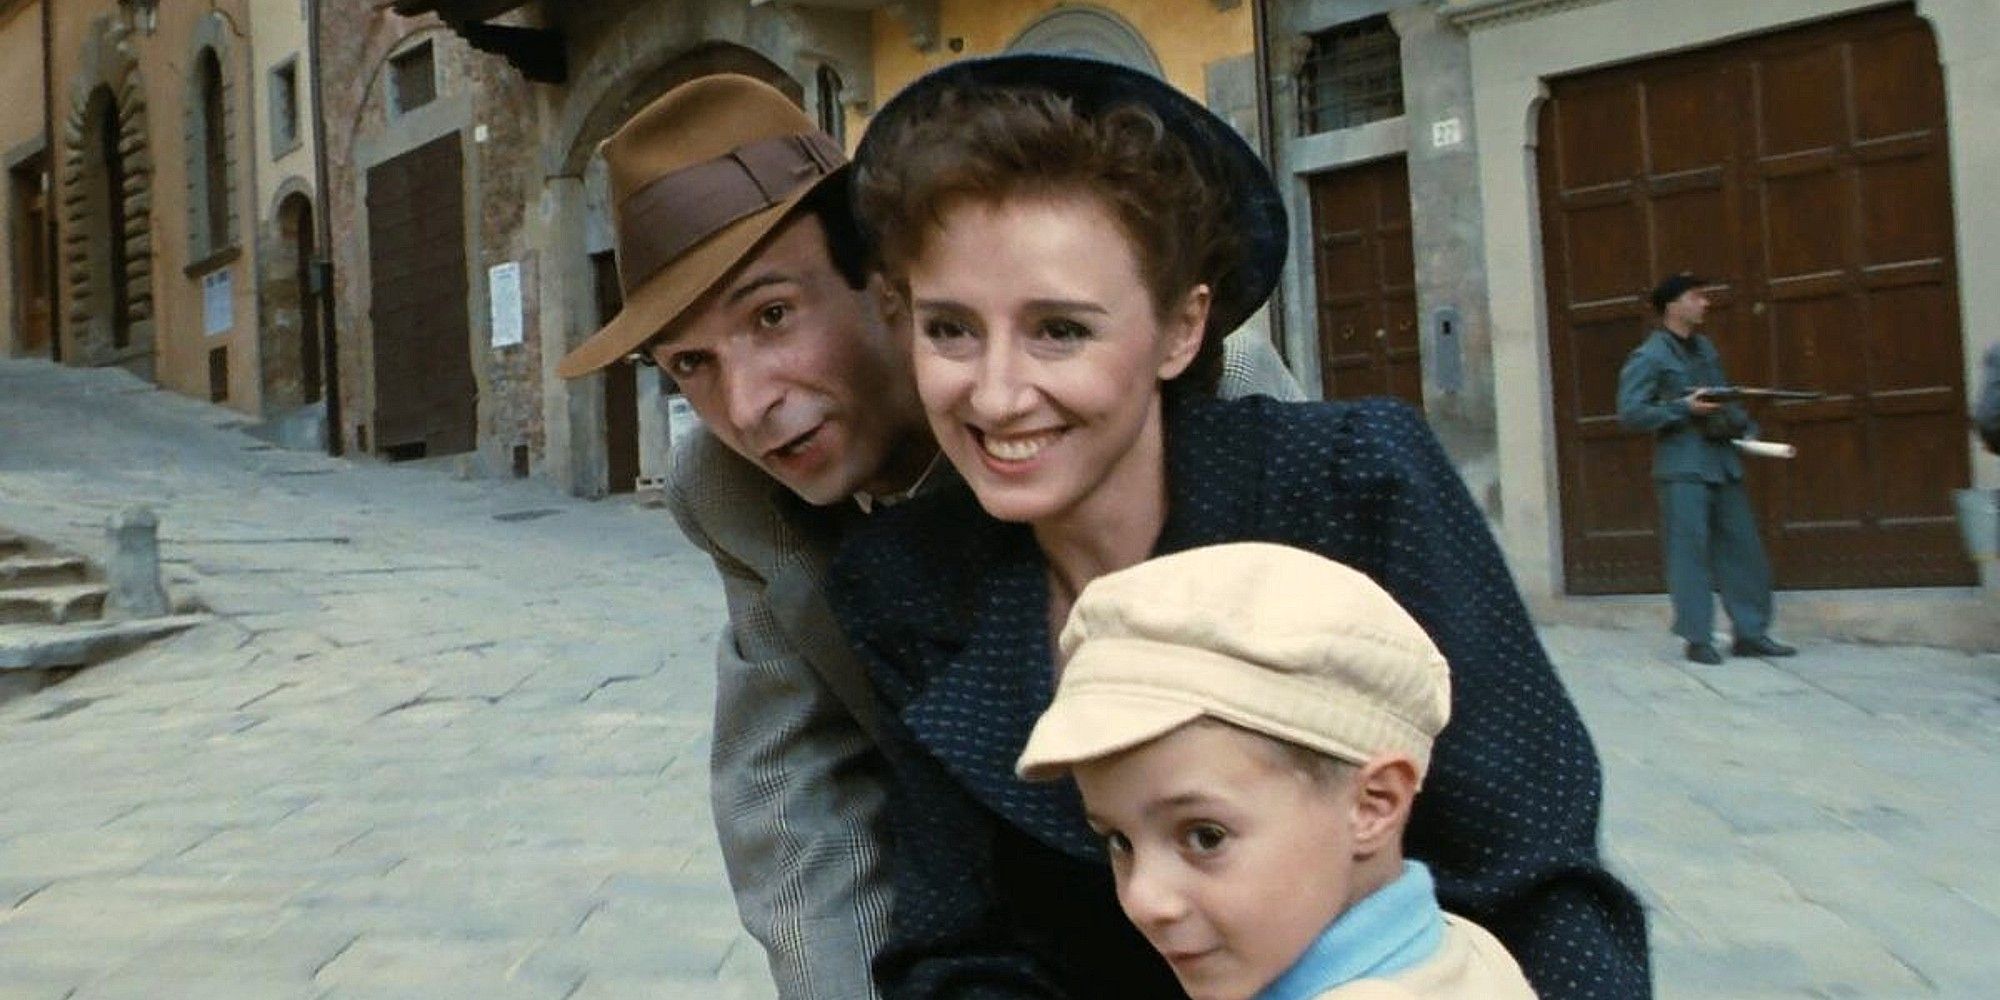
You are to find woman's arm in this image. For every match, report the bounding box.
[1333,399,1653,1000]
[828,524,1068,1000]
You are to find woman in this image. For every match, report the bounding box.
[832,55,1648,1000]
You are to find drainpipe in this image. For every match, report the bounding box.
[42,0,59,362]
[1250,0,1285,352]
[304,0,342,455]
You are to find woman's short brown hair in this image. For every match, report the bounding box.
[853,86,1245,395]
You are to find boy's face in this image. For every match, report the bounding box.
[1075,722,1363,1000]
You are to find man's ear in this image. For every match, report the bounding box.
[1156,284,1211,380]
[1349,755,1420,856]
[867,272,905,324]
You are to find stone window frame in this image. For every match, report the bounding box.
[183,13,241,272]
[388,40,440,119]
[814,62,845,147]
[269,55,303,160]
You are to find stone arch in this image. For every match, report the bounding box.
[185,13,242,261]
[553,39,801,177]
[59,15,155,372]
[1007,5,1163,77]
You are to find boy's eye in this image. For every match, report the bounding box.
[1180,823,1227,854]
[756,302,790,329]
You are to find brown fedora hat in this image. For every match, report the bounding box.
[556,74,846,379]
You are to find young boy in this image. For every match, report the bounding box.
[1015,542,1538,1000]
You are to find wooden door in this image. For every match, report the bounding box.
[10,158,50,355]
[1541,4,1974,593]
[593,250,638,494]
[366,134,476,459]
[1308,157,1421,410]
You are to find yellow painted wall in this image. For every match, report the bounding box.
[50,0,264,413]
[0,0,45,358]
[868,0,1254,112]
[250,0,318,217]
[0,3,43,156]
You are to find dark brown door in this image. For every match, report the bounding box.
[1308,156,1421,410]
[10,157,50,355]
[366,134,476,459]
[1541,4,1974,593]
[593,250,638,494]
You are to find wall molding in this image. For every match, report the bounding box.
[1444,0,1615,30]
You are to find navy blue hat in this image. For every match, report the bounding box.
[854,53,1287,341]
[1650,272,1714,313]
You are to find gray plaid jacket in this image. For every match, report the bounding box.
[668,331,1304,1000]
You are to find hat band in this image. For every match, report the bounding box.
[614,131,845,296]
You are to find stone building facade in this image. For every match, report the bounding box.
[301,0,2000,643]
[1260,0,1995,643]
[0,0,324,425]
[318,0,1256,496]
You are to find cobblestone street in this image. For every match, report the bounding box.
[2,358,1997,999]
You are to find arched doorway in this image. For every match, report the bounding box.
[61,20,156,377]
[82,87,136,355]
[264,191,322,408]
[563,41,802,497]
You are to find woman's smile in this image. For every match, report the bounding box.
[905,193,1203,532]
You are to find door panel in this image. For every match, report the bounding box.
[1308,157,1421,410]
[366,134,475,458]
[1541,4,1974,593]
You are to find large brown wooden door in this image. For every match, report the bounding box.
[366,134,476,459]
[1309,157,1421,410]
[1540,4,1974,593]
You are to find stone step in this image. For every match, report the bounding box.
[0,583,108,626]
[0,555,90,589]
[0,614,209,670]
[0,533,22,558]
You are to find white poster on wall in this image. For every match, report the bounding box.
[489,261,523,348]
[202,270,233,336]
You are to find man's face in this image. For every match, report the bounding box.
[1074,722,1361,1000]
[1665,287,1710,329]
[647,213,928,505]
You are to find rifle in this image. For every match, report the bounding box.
[1691,386,1824,402]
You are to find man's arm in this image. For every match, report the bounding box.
[1615,348,1691,433]
[669,438,892,1000]
[1219,328,1308,402]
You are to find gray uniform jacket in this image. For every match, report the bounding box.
[1616,328,1754,482]
[667,331,1304,1000]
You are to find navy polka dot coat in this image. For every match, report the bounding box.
[830,394,1651,1000]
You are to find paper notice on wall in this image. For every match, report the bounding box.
[202,270,233,336]
[489,261,523,348]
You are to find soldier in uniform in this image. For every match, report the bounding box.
[1616,273,1797,665]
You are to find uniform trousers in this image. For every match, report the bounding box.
[1657,478,1773,644]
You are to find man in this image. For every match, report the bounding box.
[1617,272,1796,665]
[554,73,1303,1000]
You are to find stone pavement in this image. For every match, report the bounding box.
[1,358,1996,999]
